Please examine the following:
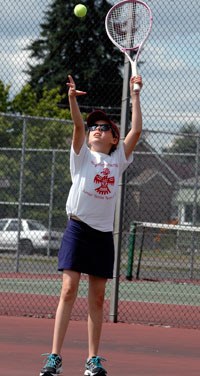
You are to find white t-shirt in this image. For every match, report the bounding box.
[66,141,133,232]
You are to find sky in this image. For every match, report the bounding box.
[140,1,199,116]
[0,0,199,150]
[0,0,51,96]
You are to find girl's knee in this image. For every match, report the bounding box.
[88,276,107,308]
[90,292,105,309]
[60,271,80,302]
[96,294,105,308]
[60,284,77,302]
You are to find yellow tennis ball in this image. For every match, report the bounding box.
[74,4,87,18]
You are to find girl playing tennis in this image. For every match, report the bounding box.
[39,73,143,376]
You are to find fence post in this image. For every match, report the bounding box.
[190,133,200,279]
[16,118,27,272]
[47,150,56,257]
[126,223,137,280]
[109,52,131,323]
[136,226,146,280]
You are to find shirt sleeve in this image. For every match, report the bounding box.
[70,140,88,180]
[117,142,134,176]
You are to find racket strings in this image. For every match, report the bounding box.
[107,3,150,50]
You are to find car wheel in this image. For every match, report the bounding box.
[19,239,34,255]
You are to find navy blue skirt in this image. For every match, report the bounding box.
[58,219,115,279]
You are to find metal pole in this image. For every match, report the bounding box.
[136,226,146,280]
[16,118,27,272]
[109,54,131,323]
[47,150,56,257]
[190,134,200,279]
[126,223,137,280]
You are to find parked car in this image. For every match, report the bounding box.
[0,218,63,254]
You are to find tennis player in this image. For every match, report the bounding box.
[39,74,143,376]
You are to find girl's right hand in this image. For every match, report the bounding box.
[67,75,87,97]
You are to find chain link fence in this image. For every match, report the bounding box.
[0,114,200,328]
[0,0,200,328]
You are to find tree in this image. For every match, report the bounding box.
[162,123,198,156]
[11,84,69,118]
[0,80,11,112]
[162,124,198,175]
[25,0,124,109]
[0,84,75,149]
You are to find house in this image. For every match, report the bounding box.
[172,176,200,225]
[123,137,181,229]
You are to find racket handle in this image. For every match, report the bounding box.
[133,82,141,92]
[131,61,140,92]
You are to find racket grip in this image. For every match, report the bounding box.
[133,82,141,92]
[131,61,140,92]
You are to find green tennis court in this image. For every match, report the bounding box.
[1,278,199,306]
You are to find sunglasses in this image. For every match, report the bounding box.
[88,123,112,132]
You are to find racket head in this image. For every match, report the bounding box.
[105,0,153,53]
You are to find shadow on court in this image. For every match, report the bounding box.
[0,316,199,376]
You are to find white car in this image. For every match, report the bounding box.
[0,218,62,254]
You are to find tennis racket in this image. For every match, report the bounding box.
[105,0,153,91]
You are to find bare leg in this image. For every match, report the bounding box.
[87,275,107,358]
[52,270,80,355]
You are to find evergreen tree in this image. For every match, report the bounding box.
[0,80,11,112]
[25,0,124,111]
[162,123,198,164]
[163,124,198,155]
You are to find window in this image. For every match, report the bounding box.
[185,204,200,224]
[0,219,7,230]
[27,220,46,231]
[6,220,23,232]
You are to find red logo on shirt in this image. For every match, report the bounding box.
[94,168,115,195]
